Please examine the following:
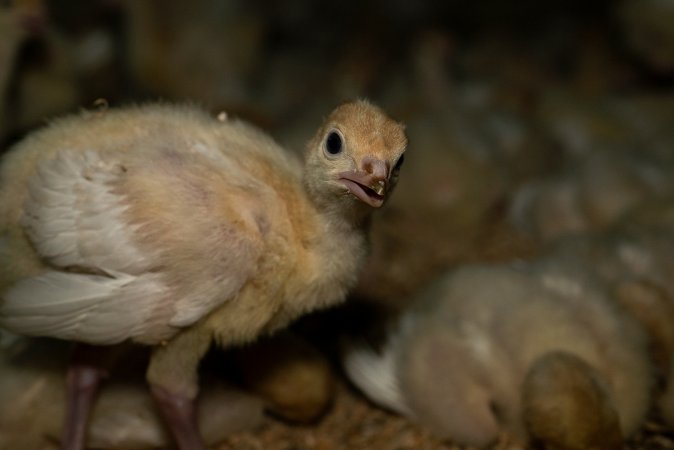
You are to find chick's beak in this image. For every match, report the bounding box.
[371,179,386,196]
[338,157,390,208]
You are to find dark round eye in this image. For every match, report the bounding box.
[393,154,405,171]
[325,130,343,155]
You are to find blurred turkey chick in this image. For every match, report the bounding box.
[343,263,652,449]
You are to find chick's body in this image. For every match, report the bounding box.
[2,105,356,344]
[0,101,407,448]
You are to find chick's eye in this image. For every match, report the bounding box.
[393,154,405,171]
[325,131,343,156]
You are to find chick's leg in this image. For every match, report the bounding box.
[61,344,109,450]
[147,327,212,450]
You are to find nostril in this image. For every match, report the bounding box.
[362,156,389,178]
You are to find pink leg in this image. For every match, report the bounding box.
[61,345,107,450]
[150,384,206,450]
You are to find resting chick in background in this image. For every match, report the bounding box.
[343,264,652,450]
[0,100,407,449]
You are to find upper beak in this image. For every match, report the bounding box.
[338,157,390,208]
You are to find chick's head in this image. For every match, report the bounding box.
[304,100,407,214]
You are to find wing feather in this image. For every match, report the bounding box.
[2,149,172,343]
[0,271,168,344]
[22,150,152,274]
[342,338,411,415]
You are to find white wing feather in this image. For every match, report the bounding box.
[1,271,167,344]
[0,150,171,344]
[22,150,151,274]
[342,338,411,416]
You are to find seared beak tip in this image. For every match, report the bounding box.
[371,180,386,196]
